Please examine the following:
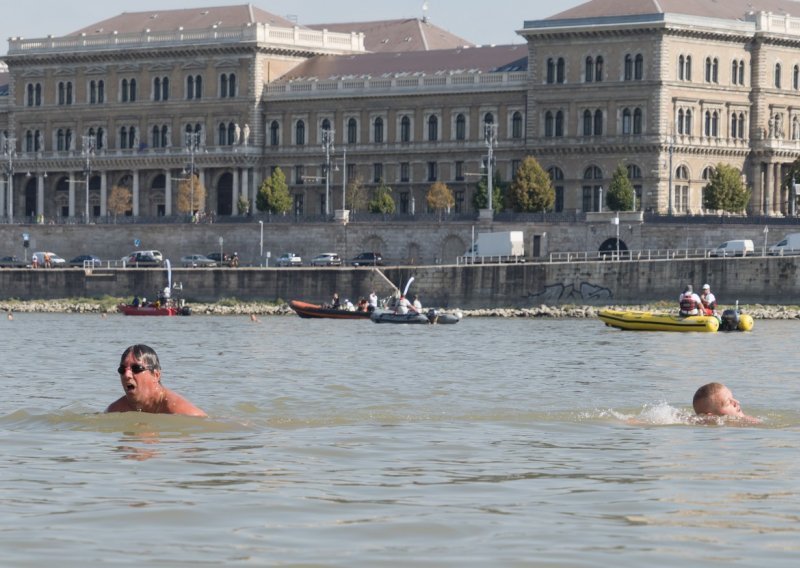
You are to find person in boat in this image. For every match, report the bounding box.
[396,294,413,314]
[412,295,422,312]
[331,292,341,309]
[131,295,140,307]
[678,284,703,316]
[356,297,369,312]
[692,382,759,423]
[343,298,355,311]
[700,283,717,316]
[368,291,378,311]
[106,344,206,417]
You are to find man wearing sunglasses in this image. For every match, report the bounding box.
[106,344,206,417]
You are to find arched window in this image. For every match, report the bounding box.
[121,79,129,102]
[66,82,73,104]
[512,111,523,138]
[270,121,280,146]
[686,55,692,81]
[187,76,194,99]
[161,125,169,147]
[583,109,592,136]
[121,127,129,149]
[427,115,438,141]
[677,109,685,135]
[27,84,34,106]
[593,110,602,136]
[555,111,564,136]
[218,123,227,145]
[546,58,555,84]
[401,115,411,142]
[794,65,799,90]
[151,125,160,148]
[582,165,603,212]
[97,127,105,150]
[220,73,236,97]
[57,128,66,151]
[455,114,466,140]
[624,54,633,81]
[295,120,305,145]
[775,63,782,88]
[545,111,554,137]
[194,75,202,99]
[58,82,65,105]
[738,61,745,85]
[548,166,565,212]
[731,113,738,138]
[227,122,236,145]
[347,118,357,143]
[633,108,642,134]
[634,54,643,80]
[128,127,136,149]
[738,113,745,139]
[373,117,384,143]
[321,118,331,133]
[556,58,565,83]
[679,55,685,81]
[154,77,162,101]
[484,112,494,126]
[622,108,632,134]
[685,109,693,135]
[585,56,594,83]
[595,56,603,81]
[733,60,740,85]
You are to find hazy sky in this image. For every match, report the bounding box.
[1,0,586,55]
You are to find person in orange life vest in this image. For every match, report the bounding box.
[678,284,703,316]
[699,283,717,316]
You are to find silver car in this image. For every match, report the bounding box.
[180,254,218,267]
[310,252,342,267]
[276,252,303,267]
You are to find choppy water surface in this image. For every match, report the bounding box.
[1,313,798,566]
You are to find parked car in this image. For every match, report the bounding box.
[125,252,163,267]
[31,252,66,267]
[276,252,303,267]
[709,239,754,257]
[349,251,384,266]
[123,250,163,262]
[69,254,103,267]
[207,252,232,263]
[0,255,29,268]
[180,254,217,267]
[310,252,343,267]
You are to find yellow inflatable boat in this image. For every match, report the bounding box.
[598,308,754,332]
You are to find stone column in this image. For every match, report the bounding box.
[765,161,774,216]
[164,168,172,216]
[37,174,44,217]
[241,167,250,214]
[100,172,107,217]
[68,172,76,217]
[233,168,241,215]
[132,170,140,216]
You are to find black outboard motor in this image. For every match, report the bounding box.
[720,308,740,332]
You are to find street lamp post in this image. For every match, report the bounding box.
[321,128,335,216]
[341,148,347,211]
[484,123,497,213]
[81,135,96,223]
[258,220,264,262]
[598,186,603,213]
[2,136,16,223]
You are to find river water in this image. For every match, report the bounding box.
[1,313,798,567]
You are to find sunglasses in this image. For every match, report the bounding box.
[117,364,154,375]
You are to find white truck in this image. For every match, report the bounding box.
[463,231,525,263]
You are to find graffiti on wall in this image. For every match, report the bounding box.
[525,282,613,304]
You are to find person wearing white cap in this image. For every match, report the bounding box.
[700,283,717,316]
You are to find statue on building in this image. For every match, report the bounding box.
[776,113,784,139]
[242,123,250,146]
[233,123,241,145]
[165,125,171,147]
[768,115,775,139]
[793,117,800,141]
[100,129,107,150]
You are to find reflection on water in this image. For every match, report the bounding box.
[1,314,799,565]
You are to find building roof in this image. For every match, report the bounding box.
[547,0,800,20]
[276,44,527,82]
[68,4,297,36]
[307,18,473,53]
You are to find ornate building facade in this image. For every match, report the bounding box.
[3,0,800,222]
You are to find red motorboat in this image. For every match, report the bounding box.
[289,300,371,319]
[117,301,191,316]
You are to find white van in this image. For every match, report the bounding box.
[710,239,754,257]
[768,233,800,256]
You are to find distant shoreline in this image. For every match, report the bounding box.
[1,299,799,320]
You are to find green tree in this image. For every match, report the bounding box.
[507,156,554,212]
[368,179,395,214]
[606,163,635,211]
[426,181,455,221]
[472,170,504,212]
[256,167,292,214]
[702,163,750,213]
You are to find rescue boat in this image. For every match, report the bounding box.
[598,308,754,332]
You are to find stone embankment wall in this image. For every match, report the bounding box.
[1,256,798,308]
